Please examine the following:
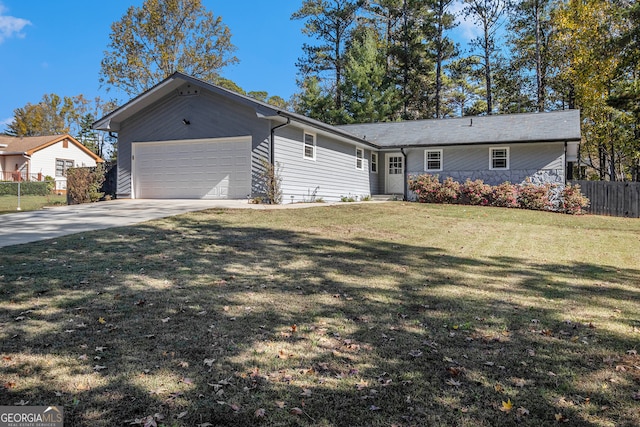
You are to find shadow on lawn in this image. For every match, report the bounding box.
[1,213,639,427]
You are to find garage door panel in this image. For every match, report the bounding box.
[133,138,251,199]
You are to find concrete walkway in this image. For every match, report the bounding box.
[0,199,346,248]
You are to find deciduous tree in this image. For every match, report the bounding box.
[100,0,238,96]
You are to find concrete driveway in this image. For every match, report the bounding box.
[0,199,331,248]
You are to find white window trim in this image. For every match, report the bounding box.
[489,147,510,170]
[371,152,378,174]
[55,158,74,177]
[303,131,316,160]
[356,147,364,170]
[424,149,443,172]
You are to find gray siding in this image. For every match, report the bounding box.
[274,126,373,202]
[404,142,565,186]
[116,85,269,198]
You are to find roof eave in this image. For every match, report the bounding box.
[376,137,581,150]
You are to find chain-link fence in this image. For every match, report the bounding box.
[0,180,57,211]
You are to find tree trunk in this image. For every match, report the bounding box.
[535,0,544,112]
[435,0,444,119]
[484,22,492,115]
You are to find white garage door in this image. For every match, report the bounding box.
[132,137,251,199]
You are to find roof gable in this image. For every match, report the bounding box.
[92,72,375,148]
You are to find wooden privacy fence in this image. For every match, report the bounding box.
[571,180,640,218]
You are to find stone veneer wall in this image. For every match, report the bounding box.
[437,169,564,186]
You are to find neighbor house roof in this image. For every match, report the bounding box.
[0,134,104,162]
[337,109,582,148]
[92,72,378,149]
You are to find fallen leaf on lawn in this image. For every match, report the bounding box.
[229,403,240,412]
[447,366,462,376]
[300,388,312,397]
[95,346,106,352]
[484,361,495,366]
[517,407,530,416]
[4,381,16,389]
[93,365,107,371]
[203,358,215,367]
[98,317,106,324]
[291,324,297,333]
[555,413,568,422]
[627,349,638,356]
[369,405,380,411]
[513,378,526,387]
[161,317,170,323]
[178,361,189,368]
[500,399,513,413]
[290,407,303,415]
[197,423,213,427]
[548,371,557,377]
[15,400,29,406]
[177,411,187,419]
[142,416,157,427]
[275,401,286,408]
[223,306,230,312]
[494,383,504,393]
[356,381,368,391]
[181,377,193,385]
[278,349,290,359]
[631,391,640,400]
[446,379,461,387]
[255,408,266,418]
[408,350,423,358]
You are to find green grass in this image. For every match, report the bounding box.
[1,203,639,426]
[0,194,66,213]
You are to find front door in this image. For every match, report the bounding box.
[386,154,404,194]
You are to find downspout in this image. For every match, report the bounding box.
[400,147,408,201]
[270,117,291,164]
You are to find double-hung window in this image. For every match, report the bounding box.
[490,147,509,170]
[56,159,74,177]
[356,147,364,170]
[303,132,316,160]
[371,152,378,173]
[424,149,443,171]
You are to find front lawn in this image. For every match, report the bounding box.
[1,204,639,426]
[0,194,66,214]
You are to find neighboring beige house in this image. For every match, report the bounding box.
[0,134,104,193]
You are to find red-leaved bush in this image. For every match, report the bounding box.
[408,174,589,214]
[460,179,493,206]
[492,182,518,208]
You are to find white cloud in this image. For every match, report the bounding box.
[0,3,31,44]
[451,0,482,42]
[1,117,13,128]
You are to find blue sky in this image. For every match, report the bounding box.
[0,1,477,130]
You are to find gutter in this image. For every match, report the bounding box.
[277,111,378,149]
[376,138,581,150]
[270,117,291,164]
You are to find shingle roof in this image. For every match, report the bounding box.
[0,134,68,153]
[337,110,581,148]
[0,134,104,161]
